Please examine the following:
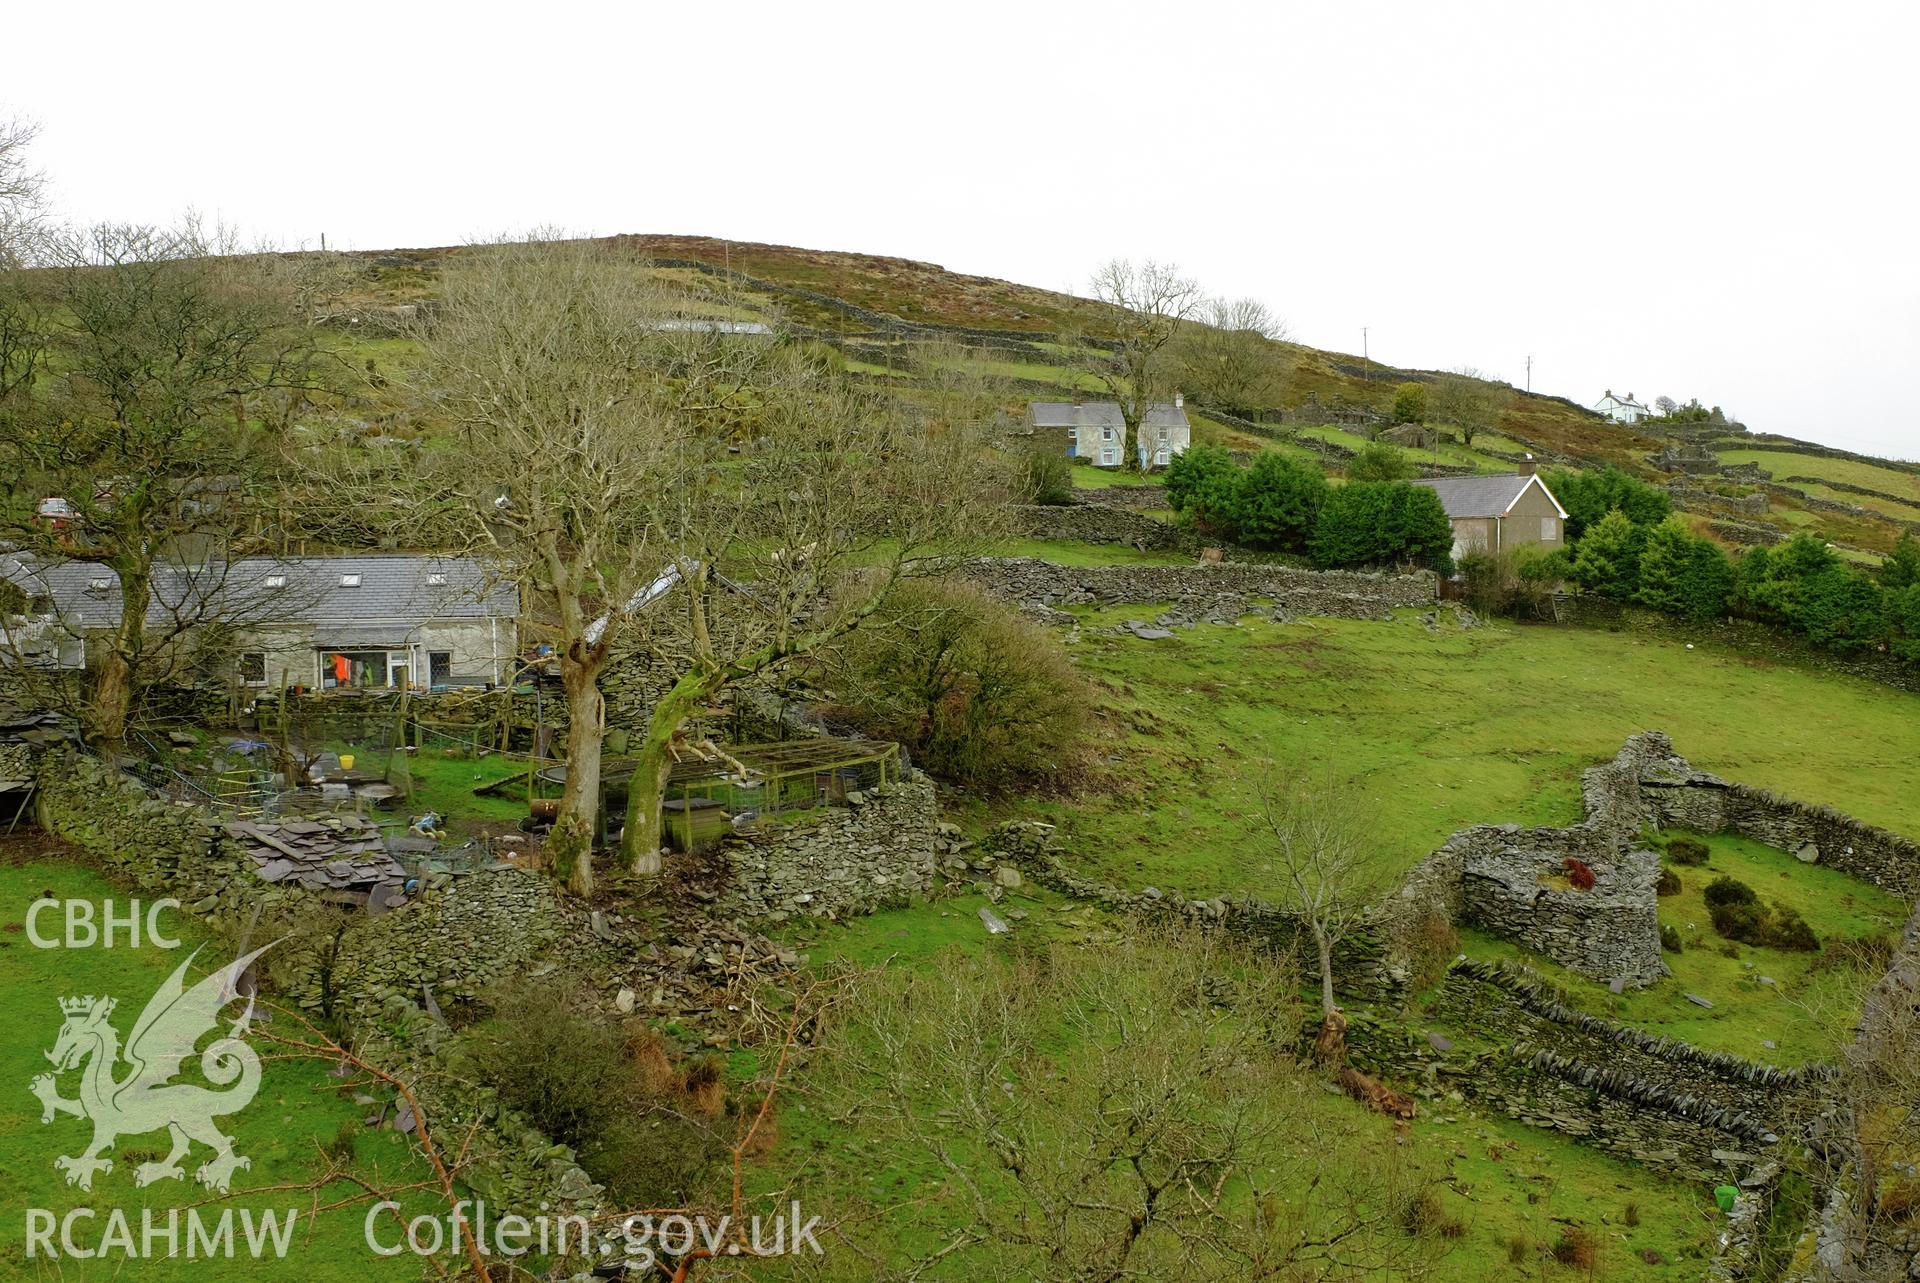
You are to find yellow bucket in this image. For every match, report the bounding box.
[339,753,356,771]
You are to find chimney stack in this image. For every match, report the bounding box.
[1173,391,1183,409]
[1518,453,1537,476]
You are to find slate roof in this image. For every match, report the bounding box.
[0,553,517,636]
[1027,400,1189,431]
[1410,474,1568,520]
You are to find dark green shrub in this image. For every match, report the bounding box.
[1546,466,1673,540]
[1656,867,1681,896]
[1704,876,1820,951]
[1767,906,1820,953]
[1309,480,1453,573]
[1163,442,1239,528]
[1225,450,1327,550]
[1660,923,1683,953]
[1667,836,1710,866]
[1704,875,1757,910]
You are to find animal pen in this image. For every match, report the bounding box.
[536,738,903,850]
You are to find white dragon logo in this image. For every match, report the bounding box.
[30,944,273,1193]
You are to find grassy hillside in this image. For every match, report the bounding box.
[309,234,1917,561]
[980,607,1920,898]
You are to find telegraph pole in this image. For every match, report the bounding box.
[1362,326,1370,383]
[1525,354,1533,394]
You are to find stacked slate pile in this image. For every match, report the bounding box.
[225,815,408,893]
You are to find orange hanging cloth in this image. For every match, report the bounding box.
[333,653,349,683]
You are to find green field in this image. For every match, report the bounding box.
[0,859,433,1281]
[1294,423,1521,475]
[1067,463,1158,488]
[1715,447,1920,500]
[1455,830,1908,1065]
[992,608,1920,901]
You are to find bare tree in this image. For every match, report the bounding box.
[406,236,704,894]
[0,115,46,268]
[613,350,1005,873]
[1429,367,1509,449]
[812,925,1446,1280]
[0,222,330,748]
[1085,258,1204,473]
[1654,395,1678,418]
[1257,771,1390,1018]
[1177,296,1292,417]
[904,337,1015,433]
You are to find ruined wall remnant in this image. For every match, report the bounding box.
[719,773,939,920]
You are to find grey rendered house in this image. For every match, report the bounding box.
[1026,397,1192,469]
[1409,471,1569,562]
[0,553,518,690]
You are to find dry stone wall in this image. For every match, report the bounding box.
[1460,1049,1775,1182]
[30,749,602,1223]
[1638,765,1920,899]
[984,821,1403,1003]
[1073,483,1172,511]
[967,557,1435,617]
[1384,734,1675,986]
[1009,503,1182,548]
[719,774,939,920]
[1459,838,1666,985]
[1432,959,1832,1130]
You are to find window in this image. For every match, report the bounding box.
[1541,516,1559,541]
[1155,447,1170,466]
[238,652,266,686]
[430,651,452,685]
[86,576,111,595]
[322,650,388,689]
[426,572,448,587]
[1102,425,1115,442]
[264,573,287,589]
[339,574,362,587]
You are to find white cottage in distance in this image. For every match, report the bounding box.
[1026,396,1192,469]
[1593,389,1652,425]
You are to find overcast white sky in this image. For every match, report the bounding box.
[9,1,1917,458]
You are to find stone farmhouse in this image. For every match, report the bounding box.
[1026,397,1191,469]
[1411,470,1568,562]
[1593,389,1651,424]
[0,553,517,691]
